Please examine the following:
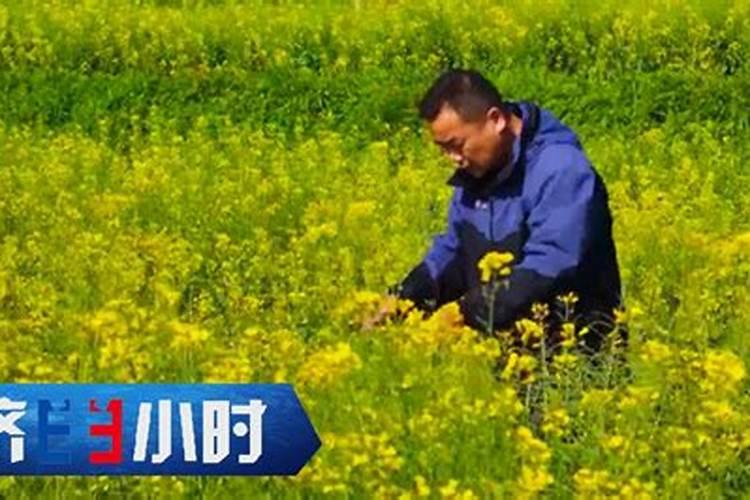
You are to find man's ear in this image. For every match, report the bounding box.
[486,106,506,135]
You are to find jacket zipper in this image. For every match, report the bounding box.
[489,199,494,241]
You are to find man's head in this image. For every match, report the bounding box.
[419,69,518,179]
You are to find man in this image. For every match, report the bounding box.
[378,69,625,353]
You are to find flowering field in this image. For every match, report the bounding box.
[1,0,750,497]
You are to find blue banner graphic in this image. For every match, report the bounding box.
[0,384,320,475]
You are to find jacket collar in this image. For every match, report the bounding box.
[446,101,540,198]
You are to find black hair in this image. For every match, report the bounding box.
[418,69,504,122]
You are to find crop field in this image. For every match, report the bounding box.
[1,0,750,497]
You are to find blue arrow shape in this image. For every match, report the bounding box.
[0,383,321,475]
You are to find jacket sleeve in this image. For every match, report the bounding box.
[392,191,464,311]
[459,146,604,330]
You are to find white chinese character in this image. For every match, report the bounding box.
[179,402,197,462]
[202,399,266,464]
[0,397,27,463]
[133,400,198,464]
[133,398,267,465]
[202,400,230,464]
[231,400,266,464]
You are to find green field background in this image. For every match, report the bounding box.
[1,0,750,497]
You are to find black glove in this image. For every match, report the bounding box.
[388,262,439,312]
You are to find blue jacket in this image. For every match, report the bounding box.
[396,101,623,350]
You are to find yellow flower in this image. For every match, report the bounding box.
[515,426,551,465]
[620,478,656,500]
[297,342,362,389]
[701,350,745,394]
[698,399,738,425]
[516,465,553,497]
[531,302,549,322]
[167,320,210,349]
[471,338,501,361]
[559,291,579,309]
[477,251,514,283]
[414,475,431,497]
[639,340,672,363]
[559,321,577,348]
[613,307,628,325]
[552,352,579,371]
[574,469,655,498]
[580,389,615,410]
[501,352,538,383]
[601,434,627,452]
[618,386,659,410]
[439,479,459,498]
[541,408,570,438]
[514,318,544,347]
[430,301,465,329]
[614,305,643,325]
[573,468,612,495]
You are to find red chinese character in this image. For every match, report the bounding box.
[89,399,123,464]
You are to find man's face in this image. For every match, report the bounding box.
[430,104,509,179]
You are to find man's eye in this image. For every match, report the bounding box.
[436,140,464,155]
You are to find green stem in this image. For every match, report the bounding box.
[487,283,495,336]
